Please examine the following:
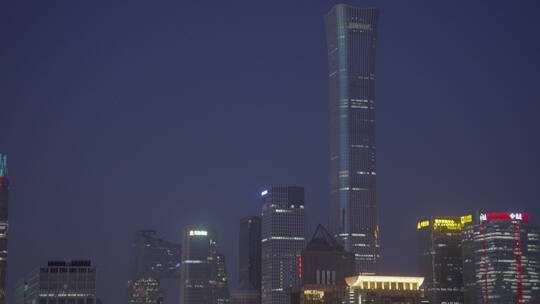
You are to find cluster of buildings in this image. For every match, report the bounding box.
[0,3,539,304]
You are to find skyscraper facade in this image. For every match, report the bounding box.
[239,216,261,291]
[180,228,230,304]
[0,154,8,304]
[462,212,540,304]
[127,230,182,304]
[260,186,306,304]
[212,253,230,304]
[417,216,470,304]
[324,5,381,274]
[14,260,97,304]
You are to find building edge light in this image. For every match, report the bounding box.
[189,230,208,236]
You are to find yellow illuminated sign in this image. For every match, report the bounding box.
[461,215,472,224]
[433,218,461,230]
[418,215,473,231]
[303,290,324,299]
[417,220,430,229]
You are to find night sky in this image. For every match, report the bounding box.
[2,1,540,303]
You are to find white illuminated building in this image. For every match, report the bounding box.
[260,186,306,304]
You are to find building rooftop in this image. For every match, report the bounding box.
[346,275,424,290]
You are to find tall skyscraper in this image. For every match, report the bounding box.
[462,212,540,304]
[0,154,8,304]
[417,216,471,304]
[260,186,306,304]
[14,260,97,304]
[325,5,381,274]
[180,227,230,304]
[127,230,182,304]
[239,216,261,291]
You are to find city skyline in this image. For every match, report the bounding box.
[2,1,540,304]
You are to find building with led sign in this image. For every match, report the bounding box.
[261,186,306,304]
[0,154,8,304]
[345,275,427,303]
[417,215,470,304]
[180,227,230,304]
[14,260,97,304]
[325,4,381,274]
[462,211,540,304]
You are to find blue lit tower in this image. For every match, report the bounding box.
[260,186,306,304]
[0,154,8,304]
[325,5,380,274]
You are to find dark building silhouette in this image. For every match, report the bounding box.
[180,227,230,304]
[462,212,540,304]
[127,230,181,304]
[261,186,306,304]
[301,225,355,286]
[417,216,470,304]
[324,4,381,274]
[239,216,261,291]
[14,260,97,304]
[0,154,7,304]
[291,225,354,304]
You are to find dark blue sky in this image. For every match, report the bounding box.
[2,1,540,303]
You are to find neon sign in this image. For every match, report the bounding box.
[479,212,529,222]
[189,230,208,236]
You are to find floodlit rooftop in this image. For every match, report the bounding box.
[346,275,424,291]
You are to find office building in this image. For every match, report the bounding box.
[212,253,230,304]
[231,281,260,304]
[239,216,261,291]
[324,4,381,274]
[261,186,306,304]
[14,260,96,304]
[417,215,470,303]
[346,275,427,304]
[462,212,540,304]
[300,224,355,286]
[129,277,161,304]
[290,225,354,304]
[180,227,230,304]
[127,230,181,304]
[0,154,7,304]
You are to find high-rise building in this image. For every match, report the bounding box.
[14,260,97,304]
[462,212,540,304]
[290,224,355,304]
[260,186,306,304]
[231,281,260,304]
[127,230,182,304]
[417,215,471,304]
[212,253,230,304]
[324,4,381,274]
[180,227,230,304]
[0,154,8,304]
[239,216,261,291]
